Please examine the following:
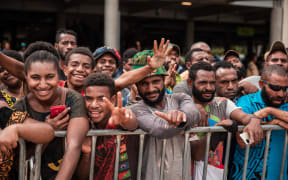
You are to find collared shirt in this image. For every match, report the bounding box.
[230,90,288,180]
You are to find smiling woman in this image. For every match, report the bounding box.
[12,42,89,180]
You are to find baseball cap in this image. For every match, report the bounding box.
[268,41,288,58]
[132,50,168,77]
[93,46,121,67]
[223,50,240,61]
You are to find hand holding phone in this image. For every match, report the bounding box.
[50,105,66,118]
[46,105,70,130]
[240,132,252,145]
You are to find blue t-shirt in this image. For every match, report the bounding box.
[230,90,288,180]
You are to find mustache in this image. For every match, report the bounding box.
[271,96,285,101]
[202,90,215,94]
[144,90,160,96]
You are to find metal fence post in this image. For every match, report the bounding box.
[202,132,211,180]
[242,144,250,180]
[89,136,97,180]
[18,138,26,180]
[114,135,121,180]
[261,130,272,180]
[137,134,145,180]
[280,130,288,180]
[223,132,232,180]
[159,139,167,180]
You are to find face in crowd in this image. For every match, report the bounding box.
[64,53,93,90]
[25,58,60,103]
[84,73,115,127]
[191,69,216,102]
[260,72,288,107]
[55,33,77,60]
[192,51,210,65]
[85,85,114,127]
[225,55,243,71]
[164,48,180,70]
[191,42,212,62]
[94,54,118,77]
[136,75,166,107]
[215,67,239,100]
[0,66,22,89]
[266,51,288,70]
[123,58,133,72]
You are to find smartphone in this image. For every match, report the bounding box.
[50,105,66,118]
[240,132,251,145]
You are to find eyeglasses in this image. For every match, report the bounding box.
[262,80,288,92]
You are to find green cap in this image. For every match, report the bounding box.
[132,50,168,77]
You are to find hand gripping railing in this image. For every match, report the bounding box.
[5,125,287,180]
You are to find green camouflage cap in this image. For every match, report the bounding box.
[132,50,168,77]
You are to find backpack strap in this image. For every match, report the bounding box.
[60,87,68,105]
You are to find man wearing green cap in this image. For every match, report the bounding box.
[129,50,202,180]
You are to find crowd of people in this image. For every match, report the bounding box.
[0,28,288,180]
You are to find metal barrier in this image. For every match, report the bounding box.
[6,125,288,180]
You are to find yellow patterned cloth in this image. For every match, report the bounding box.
[0,90,17,108]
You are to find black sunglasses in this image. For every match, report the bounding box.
[262,80,288,92]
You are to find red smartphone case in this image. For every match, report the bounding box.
[50,105,66,118]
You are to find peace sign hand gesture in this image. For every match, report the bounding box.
[103,92,138,130]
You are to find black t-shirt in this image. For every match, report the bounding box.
[13,88,87,180]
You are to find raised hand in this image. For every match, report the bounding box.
[154,110,187,127]
[45,107,70,130]
[103,92,137,130]
[147,38,171,69]
[165,61,177,88]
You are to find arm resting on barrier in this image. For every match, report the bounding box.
[55,117,89,180]
[254,107,288,123]
[0,119,54,155]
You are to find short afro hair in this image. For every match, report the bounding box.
[65,47,95,69]
[84,73,115,96]
[189,61,214,81]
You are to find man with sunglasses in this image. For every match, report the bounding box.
[230,65,288,180]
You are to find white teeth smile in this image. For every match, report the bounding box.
[74,75,85,78]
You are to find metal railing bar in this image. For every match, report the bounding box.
[223,132,232,180]
[89,136,97,180]
[182,132,189,180]
[114,135,121,180]
[261,130,272,180]
[18,138,26,180]
[159,139,167,180]
[280,130,288,180]
[242,144,250,180]
[52,125,284,137]
[202,132,211,180]
[33,144,43,180]
[137,134,145,180]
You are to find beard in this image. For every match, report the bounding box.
[138,87,166,107]
[192,84,215,102]
[261,86,285,107]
